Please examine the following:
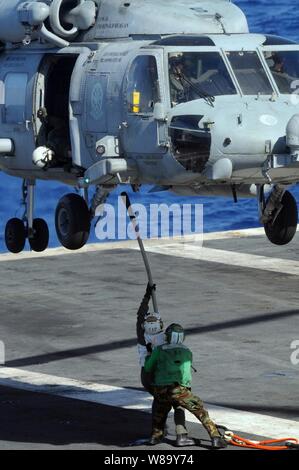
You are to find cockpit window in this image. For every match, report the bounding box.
[226,51,273,95]
[168,52,236,106]
[264,51,299,94]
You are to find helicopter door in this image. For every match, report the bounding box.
[123,55,166,156]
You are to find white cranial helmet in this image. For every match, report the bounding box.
[32,146,54,168]
[143,314,163,335]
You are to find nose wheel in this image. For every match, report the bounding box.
[4,180,49,254]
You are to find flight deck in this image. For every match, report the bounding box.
[0,228,298,450]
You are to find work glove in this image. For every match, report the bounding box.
[145,283,156,298]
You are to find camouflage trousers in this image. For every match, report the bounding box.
[141,368,187,435]
[151,384,220,439]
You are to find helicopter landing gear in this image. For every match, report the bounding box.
[5,218,26,254]
[28,218,49,252]
[4,180,49,254]
[55,193,91,250]
[258,185,298,245]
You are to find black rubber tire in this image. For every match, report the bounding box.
[5,218,26,254]
[55,193,90,250]
[29,218,49,252]
[264,191,298,245]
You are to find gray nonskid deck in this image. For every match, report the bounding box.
[0,230,298,449]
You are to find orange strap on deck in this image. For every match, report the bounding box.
[224,431,299,450]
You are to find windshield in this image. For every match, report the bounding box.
[264,50,299,94]
[226,51,273,95]
[168,52,236,106]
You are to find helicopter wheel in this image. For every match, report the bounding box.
[29,218,49,252]
[5,218,26,253]
[55,193,91,250]
[264,191,298,245]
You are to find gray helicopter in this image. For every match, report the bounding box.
[0,0,299,253]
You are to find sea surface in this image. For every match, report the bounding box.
[0,0,298,251]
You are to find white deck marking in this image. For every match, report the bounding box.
[0,227,297,276]
[0,366,298,439]
[0,227,286,263]
[136,244,299,276]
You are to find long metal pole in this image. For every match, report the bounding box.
[121,192,159,313]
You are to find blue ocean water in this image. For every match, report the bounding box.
[0,0,298,251]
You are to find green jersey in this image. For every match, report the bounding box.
[144,343,193,387]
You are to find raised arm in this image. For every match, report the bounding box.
[136,283,156,345]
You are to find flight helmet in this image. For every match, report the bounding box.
[165,323,185,344]
[143,314,164,335]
